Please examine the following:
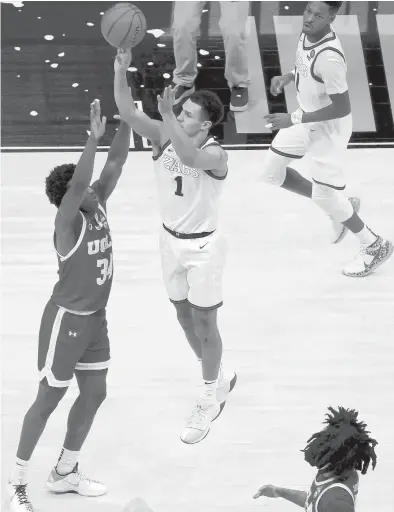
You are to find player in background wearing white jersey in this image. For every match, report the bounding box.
[114,49,236,445]
[254,406,377,512]
[262,1,392,277]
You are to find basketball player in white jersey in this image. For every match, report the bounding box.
[114,49,236,444]
[253,406,377,512]
[262,1,392,277]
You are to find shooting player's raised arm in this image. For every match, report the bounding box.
[114,49,162,144]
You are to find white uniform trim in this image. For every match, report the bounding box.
[75,360,110,371]
[38,307,74,388]
[315,483,355,511]
[56,211,87,262]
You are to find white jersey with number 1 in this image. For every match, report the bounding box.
[294,28,349,113]
[152,137,227,234]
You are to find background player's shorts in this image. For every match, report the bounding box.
[38,301,110,387]
[271,114,352,189]
[159,227,226,310]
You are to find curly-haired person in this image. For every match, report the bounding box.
[7,100,131,512]
[254,406,378,512]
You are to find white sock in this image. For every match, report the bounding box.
[56,448,79,475]
[10,457,29,485]
[355,226,378,248]
[203,379,218,401]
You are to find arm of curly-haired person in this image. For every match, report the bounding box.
[54,99,106,256]
[91,119,131,204]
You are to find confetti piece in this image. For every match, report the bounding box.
[72,83,79,87]
[163,73,170,79]
[86,22,94,26]
[199,49,209,56]
[13,1,24,7]
[44,35,54,41]
[37,16,41,19]
[50,63,58,68]
[157,43,166,48]
[127,66,137,72]
[14,46,21,51]
[58,52,65,57]
[65,117,69,120]
[284,5,289,9]
[147,29,164,38]
[62,34,66,36]
[45,59,50,63]
[140,85,145,88]
[87,130,91,135]
[197,63,202,68]
[17,74,20,78]
[202,9,208,12]
[30,111,38,116]
[100,11,104,15]
[147,62,154,66]
[84,89,88,92]
[214,56,220,60]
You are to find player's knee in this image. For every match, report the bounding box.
[78,374,107,407]
[192,309,217,342]
[35,381,67,418]
[260,149,288,186]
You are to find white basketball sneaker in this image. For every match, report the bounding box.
[46,463,107,496]
[181,397,223,444]
[331,197,361,244]
[7,482,34,512]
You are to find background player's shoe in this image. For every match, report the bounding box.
[331,197,360,244]
[181,398,222,444]
[216,369,237,406]
[7,482,34,511]
[46,463,107,496]
[342,236,393,277]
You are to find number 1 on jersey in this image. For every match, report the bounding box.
[174,176,183,196]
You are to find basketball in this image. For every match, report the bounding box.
[101,3,147,49]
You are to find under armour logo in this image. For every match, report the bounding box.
[69,331,77,337]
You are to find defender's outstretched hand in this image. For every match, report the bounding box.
[157,86,176,117]
[253,484,281,499]
[114,48,132,73]
[90,99,106,140]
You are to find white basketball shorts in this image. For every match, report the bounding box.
[270,113,352,189]
[159,226,226,310]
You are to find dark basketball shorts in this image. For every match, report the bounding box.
[38,300,110,387]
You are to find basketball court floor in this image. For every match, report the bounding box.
[1,148,394,512]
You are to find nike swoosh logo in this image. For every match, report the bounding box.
[200,243,208,249]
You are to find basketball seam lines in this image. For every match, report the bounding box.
[119,11,138,48]
[105,8,136,39]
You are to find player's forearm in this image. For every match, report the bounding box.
[107,121,131,165]
[161,113,198,166]
[72,135,99,186]
[276,488,307,508]
[301,102,350,123]
[114,69,137,121]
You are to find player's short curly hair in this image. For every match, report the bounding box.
[324,1,343,12]
[301,406,378,479]
[189,90,225,128]
[45,163,76,207]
